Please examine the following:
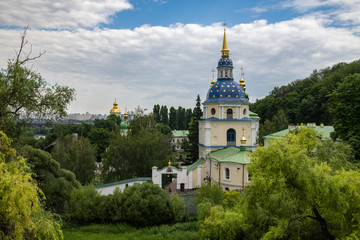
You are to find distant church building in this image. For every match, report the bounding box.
[152,29,259,191]
[109,100,130,134]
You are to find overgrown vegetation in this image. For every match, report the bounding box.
[197,128,360,239]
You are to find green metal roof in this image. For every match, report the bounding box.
[249,111,260,119]
[94,177,152,188]
[172,130,189,137]
[185,157,205,173]
[263,126,334,139]
[207,147,250,164]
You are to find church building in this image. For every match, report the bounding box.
[152,29,259,191]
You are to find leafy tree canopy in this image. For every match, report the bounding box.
[52,134,97,185]
[245,127,360,239]
[0,30,75,140]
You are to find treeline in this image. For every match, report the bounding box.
[250,59,360,125]
[251,59,360,158]
[153,104,193,130]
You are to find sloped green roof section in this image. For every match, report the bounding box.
[263,126,334,139]
[207,147,250,164]
[249,111,260,119]
[186,157,205,173]
[94,177,152,188]
[172,130,189,137]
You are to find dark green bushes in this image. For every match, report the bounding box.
[66,182,183,227]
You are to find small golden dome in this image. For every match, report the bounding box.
[168,160,171,166]
[210,76,215,87]
[124,110,128,120]
[110,100,121,113]
[240,135,246,144]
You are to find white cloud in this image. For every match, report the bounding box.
[283,0,360,25]
[0,15,360,114]
[0,0,133,29]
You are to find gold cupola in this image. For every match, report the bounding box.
[110,100,121,114]
[240,135,247,144]
[124,109,129,120]
[221,28,229,57]
[210,69,216,86]
[239,67,246,91]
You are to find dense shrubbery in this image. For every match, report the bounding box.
[66,182,184,226]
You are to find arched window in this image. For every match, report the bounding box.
[227,108,233,119]
[225,168,230,180]
[227,128,236,146]
[243,108,247,117]
[225,187,230,191]
[211,108,216,115]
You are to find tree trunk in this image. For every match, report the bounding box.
[312,207,335,240]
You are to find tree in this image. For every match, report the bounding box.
[52,134,97,185]
[177,106,186,130]
[0,29,75,140]
[160,105,169,125]
[184,95,203,163]
[153,104,161,123]
[88,127,110,161]
[245,127,360,239]
[0,131,63,239]
[169,106,178,130]
[329,73,360,159]
[258,109,288,145]
[18,145,81,214]
[102,115,171,183]
[185,108,192,129]
[121,182,172,226]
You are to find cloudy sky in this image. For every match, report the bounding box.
[1,0,360,114]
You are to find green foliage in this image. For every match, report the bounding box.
[250,59,360,125]
[88,127,110,161]
[66,186,104,224]
[258,109,288,145]
[195,183,224,206]
[62,221,200,240]
[0,131,63,240]
[245,127,360,239]
[201,206,248,240]
[120,182,172,227]
[0,31,75,140]
[329,73,360,159]
[103,115,170,182]
[194,183,224,220]
[170,193,186,222]
[52,134,97,185]
[222,190,243,209]
[18,145,81,214]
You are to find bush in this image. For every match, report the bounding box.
[201,206,248,240]
[65,185,104,223]
[121,182,172,226]
[170,193,185,222]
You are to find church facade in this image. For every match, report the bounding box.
[152,29,259,191]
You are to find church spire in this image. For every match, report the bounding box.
[239,66,246,91]
[221,23,229,57]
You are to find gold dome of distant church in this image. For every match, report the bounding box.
[110,100,121,114]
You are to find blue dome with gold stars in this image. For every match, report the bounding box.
[218,56,233,67]
[205,79,248,103]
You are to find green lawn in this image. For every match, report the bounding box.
[62,221,200,240]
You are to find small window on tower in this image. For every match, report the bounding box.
[243,108,247,116]
[211,108,216,115]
